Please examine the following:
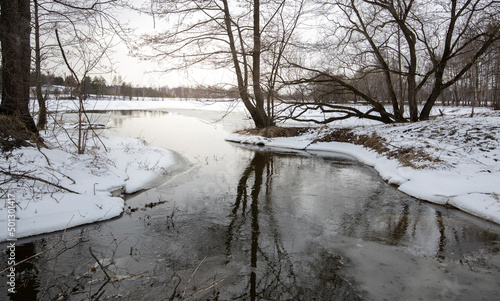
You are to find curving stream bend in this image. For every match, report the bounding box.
[1,109,500,301]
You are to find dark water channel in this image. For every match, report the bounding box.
[2,109,500,300]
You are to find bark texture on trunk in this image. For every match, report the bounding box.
[0,0,38,135]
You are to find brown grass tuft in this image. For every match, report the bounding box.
[236,126,441,169]
[314,128,441,169]
[236,126,310,138]
[386,147,441,168]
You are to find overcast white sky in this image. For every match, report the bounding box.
[109,4,233,88]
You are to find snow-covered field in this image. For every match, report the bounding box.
[1,98,499,242]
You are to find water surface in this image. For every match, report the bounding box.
[1,109,499,300]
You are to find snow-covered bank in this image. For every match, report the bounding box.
[0,134,181,242]
[2,98,499,242]
[226,108,500,225]
[1,98,236,242]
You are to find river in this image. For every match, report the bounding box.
[1,108,500,300]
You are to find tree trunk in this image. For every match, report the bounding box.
[252,0,273,128]
[34,0,47,130]
[398,21,418,122]
[221,0,271,128]
[0,0,38,135]
[494,48,500,110]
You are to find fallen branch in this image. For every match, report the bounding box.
[89,246,112,281]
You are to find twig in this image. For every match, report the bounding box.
[182,256,207,299]
[61,215,74,243]
[89,246,112,281]
[45,166,77,185]
[0,233,133,275]
[36,144,51,166]
[191,275,228,299]
[0,170,80,194]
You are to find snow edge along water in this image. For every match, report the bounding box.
[0,136,183,243]
[225,132,500,226]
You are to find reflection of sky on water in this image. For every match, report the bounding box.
[2,110,499,300]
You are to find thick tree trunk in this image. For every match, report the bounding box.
[0,0,38,135]
[34,0,47,130]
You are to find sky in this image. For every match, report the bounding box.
[42,1,231,88]
[106,7,182,87]
[107,4,234,88]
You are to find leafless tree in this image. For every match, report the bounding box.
[34,0,129,153]
[286,0,500,123]
[493,42,500,110]
[1,0,129,149]
[136,0,306,128]
[34,0,48,130]
[451,31,500,110]
[55,22,113,154]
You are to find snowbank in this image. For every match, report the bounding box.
[226,108,500,225]
[0,135,181,242]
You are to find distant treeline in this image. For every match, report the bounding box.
[1,70,497,107]
[24,72,242,100]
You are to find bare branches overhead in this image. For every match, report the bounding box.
[137,0,308,128]
[287,0,500,123]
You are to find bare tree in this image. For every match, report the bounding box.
[418,0,500,120]
[494,41,500,110]
[137,0,306,128]
[1,0,128,149]
[34,0,49,130]
[55,22,113,154]
[31,0,129,153]
[286,0,500,124]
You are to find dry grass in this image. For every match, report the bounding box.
[315,129,390,153]
[314,128,441,169]
[236,126,441,169]
[236,126,310,138]
[386,147,440,168]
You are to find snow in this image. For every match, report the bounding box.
[226,107,500,225]
[1,98,499,242]
[1,129,180,242]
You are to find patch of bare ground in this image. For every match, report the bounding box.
[314,128,441,169]
[237,126,440,169]
[236,126,310,138]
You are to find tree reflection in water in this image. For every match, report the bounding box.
[3,111,500,300]
[225,151,363,300]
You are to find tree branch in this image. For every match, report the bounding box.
[0,169,80,194]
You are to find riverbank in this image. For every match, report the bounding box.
[2,99,499,242]
[226,107,500,225]
[1,98,246,242]
[0,132,181,242]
